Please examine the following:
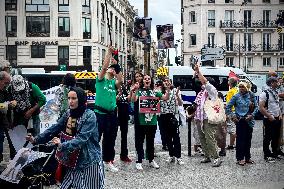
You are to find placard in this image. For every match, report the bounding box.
[139,96,160,113]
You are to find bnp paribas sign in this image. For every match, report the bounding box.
[14,41,58,46]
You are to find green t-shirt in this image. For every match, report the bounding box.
[94,77,117,114]
[137,89,162,125]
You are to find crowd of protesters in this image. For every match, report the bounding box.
[0,47,284,188]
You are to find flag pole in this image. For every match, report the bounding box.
[104,0,112,46]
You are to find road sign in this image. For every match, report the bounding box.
[277,27,283,33]
[201,54,225,62]
[201,47,225,55]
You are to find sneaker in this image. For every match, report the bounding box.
[226,145,235,150]
[265,157,276,163]
[120,156,132,163]
[200,157,211,163]
[176,158,185,165]
[166,157,175,163]
[136,163,143,170]
[278,150,284,157]
[219,150,226,157]
[104,161,119,172]
[212,158,222,167]
[149,160,160,169]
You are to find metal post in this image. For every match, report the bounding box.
[167,48,170,66]
[188,118,192,156]
[144,0,149,75]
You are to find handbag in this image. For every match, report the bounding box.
[170,116,179,126]
[55,131,80,168]
[203,97,226,124]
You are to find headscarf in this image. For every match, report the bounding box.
[11,75,31,113]
[69,87,87,118]
[238,81,251,91]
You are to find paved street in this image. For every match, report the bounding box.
[1,120,284,189]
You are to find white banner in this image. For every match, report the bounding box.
[39,86,61,133]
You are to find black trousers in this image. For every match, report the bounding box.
[157,116,167,148]
[135,124,157,163]
[96,112,118,162]
[263,118,281,158]
[118,116,129,158]
[236,119,253,161]
[160,114,181,158]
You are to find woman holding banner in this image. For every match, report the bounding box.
[131,74,170,170]
[26,87,104,189]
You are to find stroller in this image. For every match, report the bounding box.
[0,143,58,189]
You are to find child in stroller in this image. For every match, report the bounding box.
[0,144,57,189]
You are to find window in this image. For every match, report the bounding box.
[279,33,284,50]
[244,10,252,27]
[82,0,90,13]
[26,0,50,12]
[58,17,70,37]
[263,57,271,67]
[225,0,233,3]
[280,0,284,3]
[189,34,196,46]
[82,17,91,39]
[119,20,122,34]
[115,16,118,31]
[5,0,17,11]
[225,57,234,67]
[225,10,234,27]
[244,33,252,51]
[208,10,215,27]
[263,0,270,3]
[189,11,196,23]
[101,4,105,21]
[263,33,271,51]
[58,0,69,12]
[58,46,69,65]
[208,33,215,47]
[6,45,17,61]
[26,16,50,37]
[263,10,271,27]
[280,57,284,67]
[31,45,45,58]
[226,33,234,51]
[6,16,17,37]
[110,11,113,28]
[173,75,194,91]
[247,57,253,67]
[208,0,215,3]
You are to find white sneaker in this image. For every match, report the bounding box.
[104,162,119,172]
[136,163,143,170]
[150,160,159,169]
[176,158,185,165]
[212,158,222,167]
[166,157,175,163]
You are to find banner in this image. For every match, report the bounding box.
[133,17,152,44]
[156,24,174,49]
[139,96,160,113]
[0,148,46,184]
[39,86,62,133]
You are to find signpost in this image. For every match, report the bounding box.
[201,47,225,62]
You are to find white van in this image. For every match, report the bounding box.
[167,66,257,104]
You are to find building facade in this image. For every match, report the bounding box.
[1,0,136,73]
[182,0,284,74]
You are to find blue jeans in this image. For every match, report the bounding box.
[95,112,118,162]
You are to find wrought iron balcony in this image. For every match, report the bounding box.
[58,31,70,37]
[6,31,17,37]
[220,20,278,29]
[222,43,283,53]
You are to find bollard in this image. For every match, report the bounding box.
[188,118,192,156]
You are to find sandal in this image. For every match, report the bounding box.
[245,159,255,164]
[236,160,246,166]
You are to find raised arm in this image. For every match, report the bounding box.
[98,46,115,80]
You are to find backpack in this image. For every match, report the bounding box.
[254,90,269,120]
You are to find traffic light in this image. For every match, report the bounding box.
[175,56,181,65]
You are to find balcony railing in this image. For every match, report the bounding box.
[83,32,91,39]
[222,44,283,53]
[58,31,70,37]
[220,20,277,28]
[6,31,17,37]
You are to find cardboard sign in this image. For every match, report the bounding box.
[139,96,161,113]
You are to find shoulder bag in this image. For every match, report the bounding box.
[203,97,226,124]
